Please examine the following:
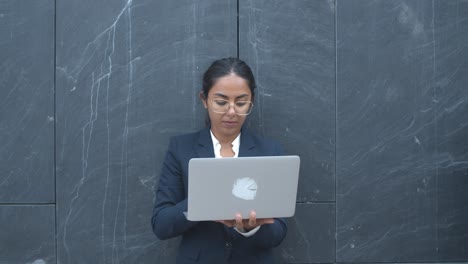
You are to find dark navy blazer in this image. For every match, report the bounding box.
[151,127,287,264]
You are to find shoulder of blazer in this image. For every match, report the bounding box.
[239,127,283,156]
[170,127,214,158]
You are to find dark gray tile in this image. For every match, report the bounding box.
[336,0,468,262]
[0,0,54,203]
[437,166,468,260]
[55,0,236,262]
[239,0,336,202]
[340,263,468,264]
[0,205,55,264]
[276,203,335,264]
[431,2,468,260]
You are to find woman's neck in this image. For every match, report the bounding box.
[211,130,239,145]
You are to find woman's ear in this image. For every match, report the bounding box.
[199,91,208,108]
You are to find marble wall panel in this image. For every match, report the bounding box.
[0,0,54,203]
[239,0,336,202]
[55,0,236,262]
[2,0,466,263]
[354,263,468,264]
[336,0,468,262]
[0,205,55,264]
[276,203,336,264]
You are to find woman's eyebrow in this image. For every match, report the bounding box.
[213,93,228,99]
[235,94,249,99]
[213,93,250,99]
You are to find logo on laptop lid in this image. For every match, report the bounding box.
[232,177,257,200]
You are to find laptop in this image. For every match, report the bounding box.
[186,155,300,221]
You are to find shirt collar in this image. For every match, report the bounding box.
[210,130,241,158]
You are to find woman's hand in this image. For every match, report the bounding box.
[216,211,274,232]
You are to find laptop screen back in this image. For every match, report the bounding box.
[187,155,300,221]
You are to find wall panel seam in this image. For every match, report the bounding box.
[53,0,58,262]
[334,0,338,263]
[236,0,240,58]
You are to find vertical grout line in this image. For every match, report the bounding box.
[431,0,439,254]
[53,0,58,262]
[237,0,239,58]
[334,0,338,263]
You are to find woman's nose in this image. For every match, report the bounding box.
[226,103,237,115]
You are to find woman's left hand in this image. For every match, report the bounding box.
[216,210,274,231]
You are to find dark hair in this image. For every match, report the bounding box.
[201,57,256,99]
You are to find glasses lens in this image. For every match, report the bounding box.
[235,101,252,115]
[211,99,253,115]
[212,99,228,113]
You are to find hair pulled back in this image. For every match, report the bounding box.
[201,57,256,99]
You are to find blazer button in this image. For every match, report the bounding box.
[225,242,232,248]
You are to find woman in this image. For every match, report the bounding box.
[151,57,287,263]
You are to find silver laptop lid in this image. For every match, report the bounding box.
[187,155,300,221]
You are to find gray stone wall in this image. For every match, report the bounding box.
[0,0,467,263]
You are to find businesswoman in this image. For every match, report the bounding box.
[151,57,287,263]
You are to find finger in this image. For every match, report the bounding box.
[249,211,256,226]
[235,213,243,229]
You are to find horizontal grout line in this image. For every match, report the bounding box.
[296,201,336,204]
[0,203,56,206]
[335,261,467,264]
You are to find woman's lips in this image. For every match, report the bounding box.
[223,121,238,127]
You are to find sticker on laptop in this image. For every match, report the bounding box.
[232,177,257,200]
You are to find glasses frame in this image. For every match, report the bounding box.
[209,98,254,116]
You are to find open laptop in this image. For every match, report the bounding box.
[186,155,300,221]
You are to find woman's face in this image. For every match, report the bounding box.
[201,73,252,141]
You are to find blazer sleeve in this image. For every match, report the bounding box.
[230,140,288,248]
[151,137,198,240]
[230,218,288,248]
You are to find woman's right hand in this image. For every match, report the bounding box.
[215,210,274,232]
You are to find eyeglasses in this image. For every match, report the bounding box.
[210,98,254,115]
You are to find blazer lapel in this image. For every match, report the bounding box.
[238,127,258,157]
[194,127,215,158]
[195,126,258,157]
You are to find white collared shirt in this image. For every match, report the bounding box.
[210,130,240,158]
[209,130,261,237]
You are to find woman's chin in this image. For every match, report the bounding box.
[214,125,241,137]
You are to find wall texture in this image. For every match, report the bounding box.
[0,0,467,263]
